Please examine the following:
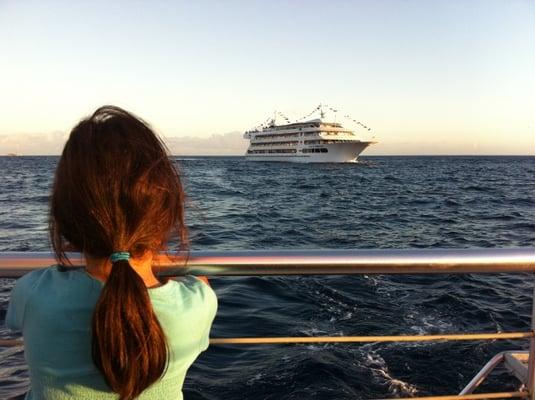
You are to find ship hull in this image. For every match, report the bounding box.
[245,142,373,163]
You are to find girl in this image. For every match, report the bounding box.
[6,106,217,399]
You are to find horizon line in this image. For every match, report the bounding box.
[3,154,535,157]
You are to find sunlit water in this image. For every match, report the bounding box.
[1,155,535,399]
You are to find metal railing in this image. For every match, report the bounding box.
[2,248,535,277]
[1,248,535,400]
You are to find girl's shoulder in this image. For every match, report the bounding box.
[15,265,95,293]
[151,276,217,304]
[6,266,62,331]
[149,276,218,323]
[11,266,61,294]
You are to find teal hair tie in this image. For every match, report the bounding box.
[110,252,130,263]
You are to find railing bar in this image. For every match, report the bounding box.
[209,332,534,345]
[459,352,506,394]
[2,248,535,277]
[0,340,22,346]
[2,332,532,348]
[377,391,528,400]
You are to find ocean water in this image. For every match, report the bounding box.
[1,155,535,399]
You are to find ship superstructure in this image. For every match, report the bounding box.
[243,105,375,163]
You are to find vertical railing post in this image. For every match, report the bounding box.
[527,283,535,399]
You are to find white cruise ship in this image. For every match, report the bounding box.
[244,107,375,163]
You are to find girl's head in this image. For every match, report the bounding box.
[50,105,187,399]
[50,105,187,260]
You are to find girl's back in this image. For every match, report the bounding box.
[8,268,216,399]
[6,106,217,399]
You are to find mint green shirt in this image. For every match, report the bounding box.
[6,266,218,399]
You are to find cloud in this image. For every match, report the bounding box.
[164,131,247,155]
[0,131,248,156]
[0,131,69,155]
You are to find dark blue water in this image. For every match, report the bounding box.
[1,156,535,399]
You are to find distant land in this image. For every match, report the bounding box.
[1,131,534,156]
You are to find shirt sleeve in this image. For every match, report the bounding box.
[192,277,218,352]
[5,273,36,332]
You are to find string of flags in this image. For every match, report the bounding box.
[295,105,321,122]
[346,117,371,131]
[251,104,372,132]
[297,104,372,132]
[276,111,291,124]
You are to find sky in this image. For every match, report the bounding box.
[0,0,534,155]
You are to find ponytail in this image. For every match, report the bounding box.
[91,259,168,400]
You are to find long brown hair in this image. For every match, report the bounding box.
[50,105,187,399]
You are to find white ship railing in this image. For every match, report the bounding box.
[1,248,535,400]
